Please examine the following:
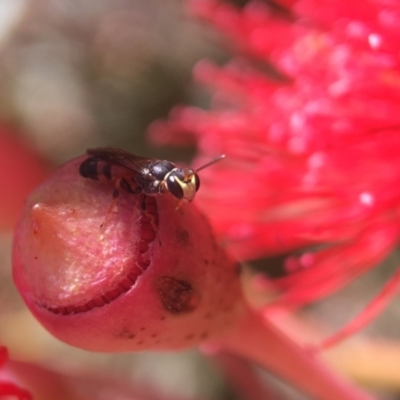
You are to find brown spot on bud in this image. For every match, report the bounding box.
[155,276,200,314]
[200,331,209,339]
[119,329,136,340]
[176,228,190,245]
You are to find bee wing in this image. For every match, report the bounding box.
[86,148,155,173]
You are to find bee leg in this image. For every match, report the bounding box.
[159,181,168,194]
[101,179,142,229]
[100,179,122,229]
[140,195,159,232]
[175,200,184,211]
[120,179,141,195]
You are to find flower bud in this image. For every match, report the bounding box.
[13,156,243,352]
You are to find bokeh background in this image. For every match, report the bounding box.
[1,1,400,399]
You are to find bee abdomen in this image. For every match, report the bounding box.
[79,156,115,182]
[79,158,100,180]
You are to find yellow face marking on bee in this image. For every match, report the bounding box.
[174,174,198,202]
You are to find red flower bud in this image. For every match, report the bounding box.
[12,156,243,352]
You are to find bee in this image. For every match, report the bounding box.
[79,148,225,203]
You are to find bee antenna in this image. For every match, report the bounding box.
[195,154,226,173]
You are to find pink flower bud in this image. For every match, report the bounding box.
[12,156,243,352]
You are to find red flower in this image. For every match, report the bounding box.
[149,0,400,327]
[0,124,48,231]
[0,347,31,400]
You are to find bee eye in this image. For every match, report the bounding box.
[194,174,200,191]
[165,175,184,199]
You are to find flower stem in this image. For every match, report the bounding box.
[216,307,375,400]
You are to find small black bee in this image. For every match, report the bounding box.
[79,148,225,202]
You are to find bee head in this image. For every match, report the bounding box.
[164,168,200,202]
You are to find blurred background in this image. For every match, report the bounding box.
[0,0,228,163]
[1,1,400,399]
